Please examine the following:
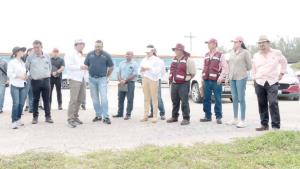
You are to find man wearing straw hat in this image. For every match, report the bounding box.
[253,35,287,131]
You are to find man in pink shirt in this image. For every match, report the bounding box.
[252,35,287,131]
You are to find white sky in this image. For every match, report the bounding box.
[1,0,300,56]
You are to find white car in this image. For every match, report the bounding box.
[190,58,232,103]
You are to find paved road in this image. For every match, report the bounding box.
[0,82,299,155]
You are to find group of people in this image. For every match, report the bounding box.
[0,35,287,131]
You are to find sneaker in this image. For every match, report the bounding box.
[160,116,166,120]
[81,104,86,110]
[16,120,24,126]
[112,114,123,118]
[45,118,54,123]
[166,117,178,123]
[180,119,190,126]
[272,127,280,131]
[11,122,18,129]
[124,115,131,120]
[216,119,222,124]
[68,121,77,128]
[103,118,111,124]
[236,121,247,128]
[24,106,29,111]
[140,118,148,122]
[93,117,102,122]
[226,119,238,125]
[148,114,153,118]
[58,105,63,110]
[255,125,269,131]
[200,118,212,122]
[32,117,38,124]
[74,118,83,125]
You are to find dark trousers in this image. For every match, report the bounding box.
[203,80,222,119]
[50,76,62,106]
[171,81,190,120]
[31,78,51,118]
[117,82,135,116]
[255,81,280,128]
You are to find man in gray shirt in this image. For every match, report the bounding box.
[26,40,53,124]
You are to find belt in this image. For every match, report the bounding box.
[91,75,106,78]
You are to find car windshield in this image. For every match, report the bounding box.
[285,67,296,77]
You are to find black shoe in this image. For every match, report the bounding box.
[113,114,123,118]
[45,118,54,123]
[58,105,63,110]
[38,106,44,110]
[148,114,153,118]
[124,115,131,120]
[0,110,3,114]
[256,125,269,131]
[81,104,86,110]
[24,106,29,111]
[103,118,111,124]
[74,118,83,125]
[29,111,33,114]
[32,117,38,124]
[216,119,222,124]
[93,117,102,122]
[200,118,212,122]
[181,119,190,125]
[167,117,178,123]
[160,116,166,120]
[68,121,77,128]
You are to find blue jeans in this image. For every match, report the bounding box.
[203,80,222,119]
[26,80,34,112]
[10,85,27,122]
[150,80,165,116]
[0,84,6,111]
[89,77,109,118]
[230,77,247,121]
[117,81,135,116]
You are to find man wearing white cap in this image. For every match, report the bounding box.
[65,39,88,128]
[253,35,287,131]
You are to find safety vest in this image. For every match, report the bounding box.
[169,56,188,84]
[202,51,222,81]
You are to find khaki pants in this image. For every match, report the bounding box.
[68,79,86,121]
[142,77,158,119]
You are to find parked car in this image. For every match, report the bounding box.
[278,66,300,101]
[190,58,232,103]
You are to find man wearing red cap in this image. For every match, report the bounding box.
[200,38,228,124]
[167,43,196,125]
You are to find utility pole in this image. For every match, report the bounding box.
[184,32,196,52]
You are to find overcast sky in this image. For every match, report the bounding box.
[0,0,299,55]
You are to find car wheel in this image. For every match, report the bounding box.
[191,83,203,103]
[61,79,69,89]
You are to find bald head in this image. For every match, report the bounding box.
[125,51,134,61]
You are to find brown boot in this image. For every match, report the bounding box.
[255,125,269,131]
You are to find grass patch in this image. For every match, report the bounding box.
[1,131,300,169]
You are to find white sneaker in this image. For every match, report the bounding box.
[226,119,238,125]
[11,122,18,129]
[236,121,247,128]
[17,120,24,126]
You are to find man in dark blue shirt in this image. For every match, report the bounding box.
[84,40,114,124]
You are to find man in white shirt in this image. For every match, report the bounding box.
[65,39,88,128]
